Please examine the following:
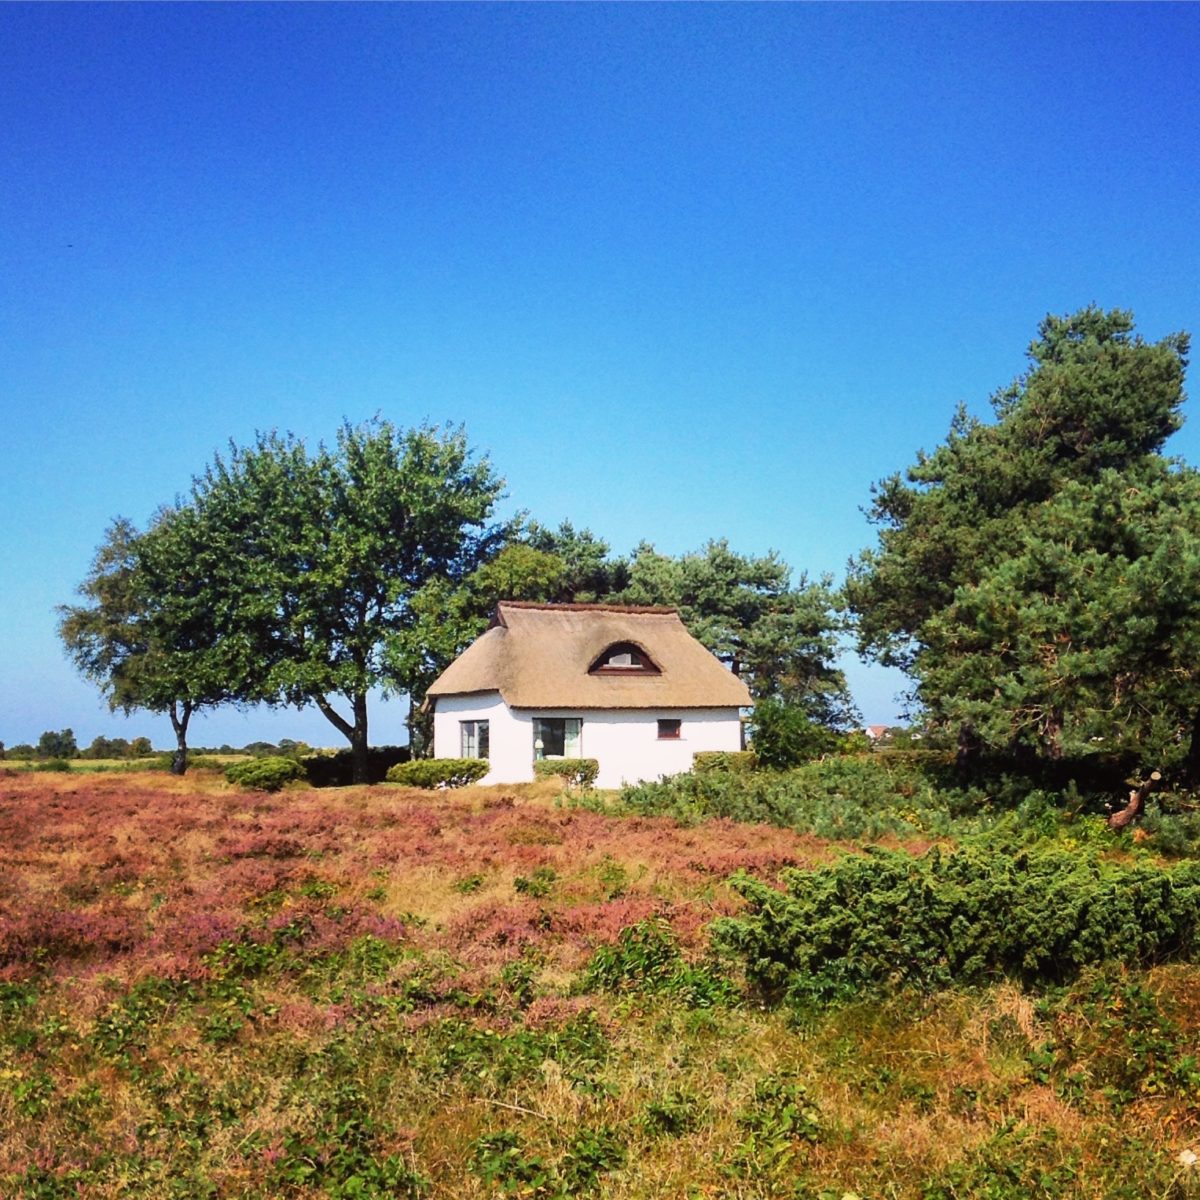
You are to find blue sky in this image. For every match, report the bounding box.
[2,3,1198,750]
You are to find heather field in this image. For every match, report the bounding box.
[2,769,1199,1199]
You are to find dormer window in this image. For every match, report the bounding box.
[589,641,660,674]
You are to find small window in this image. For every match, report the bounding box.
[533,717,581,759]
[461,720,490,760]
[657,719,681,740]
[589,642,660,674]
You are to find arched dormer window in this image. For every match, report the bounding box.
[589,641,661,675]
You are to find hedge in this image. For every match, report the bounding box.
[692,750,757,775]
[301,745,411,787]
[533,758,599,787]
[386,758,489,788]
[225,756,306,793]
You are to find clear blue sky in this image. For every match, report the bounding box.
[2,3,1198,750]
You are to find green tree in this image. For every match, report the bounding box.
[617,540,855,727]
[37,729,77,759]
[522,520,630,600]
[189,420,509,782]
[847,306,1194,767]
[59,513,239,774]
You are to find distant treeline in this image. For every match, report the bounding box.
[0,731,319,761]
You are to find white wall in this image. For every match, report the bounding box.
[432,693,742,788]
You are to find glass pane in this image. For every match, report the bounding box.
[478,721,489,760]
[564,719,581,757]
[461,722,476,758]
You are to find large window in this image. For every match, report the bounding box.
[533,717,581,759]
[460,720,490,760]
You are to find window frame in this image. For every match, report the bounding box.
[460,719,490,760]
[532,716,582,759]
[656,718,682,740]
[588,642,661,676]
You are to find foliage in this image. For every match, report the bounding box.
[224,756,306,792]
[847,306,1197,766]
[513,865,557,898]
[32,758,73,773]
[6,743,36,759]
[2,772,1200,1198]
[36,729,77,759]
[715,844,1200,1002]
[533,758,599,787]
[582,917,738,1008]
[617,539,856,726]
[692,750,757,774]
[619,753,980,840]
[58,512,239,774]
[386,758,489,788]
[180,420,510,781]
[302,745,411,787]
[748,698,839,768]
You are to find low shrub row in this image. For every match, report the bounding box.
[301,745,410,787]
[533,758,599,787]
[225,756,306,792]
[387,758,489,788]
[714,843,1200,1002]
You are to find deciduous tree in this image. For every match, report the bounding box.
[189,420,509,782]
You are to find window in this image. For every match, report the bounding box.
[589,642,660,674]
[657,719,681,740]
[533,717,581,759]
[461,720,489,760]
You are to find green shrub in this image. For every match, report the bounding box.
[747,698,838,769]
[386,758,489,788]
[692,750,757,774]
[33,758,72,773]
[582,917,738,1008]
[302,745,410,787]
[618,754,1060,841]
[714,844,1200,1003]
[533,758,599,787]
[224,756,306,792]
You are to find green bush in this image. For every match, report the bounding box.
[387,758,489,788]
[714,844,1200,1003]
[582,917,738,1009]
[301,745,410,787]
[618,754,1061,841]
[33,758,72,773]
[692,750,757,775]
[224,756,306,793]
[747,698,838,769]
[533,758,599,787]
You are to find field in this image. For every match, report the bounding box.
[1,766,1198,1198]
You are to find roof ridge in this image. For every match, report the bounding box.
[497,601,678,615]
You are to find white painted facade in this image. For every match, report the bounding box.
[431,690,742,788]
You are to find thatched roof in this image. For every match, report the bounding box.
[426,602,751,710]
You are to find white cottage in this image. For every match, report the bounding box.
[425,601,751,788]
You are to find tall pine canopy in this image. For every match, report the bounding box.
[847,306,1197,767]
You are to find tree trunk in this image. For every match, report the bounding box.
[407,694,432,759]
[350,691,369,785]
[168,701,192,776]
[1042,708,1065,760]
[1107,771,1161,830]
[314,693,371,785]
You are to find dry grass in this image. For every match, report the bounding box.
[0,772,1197,1198]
